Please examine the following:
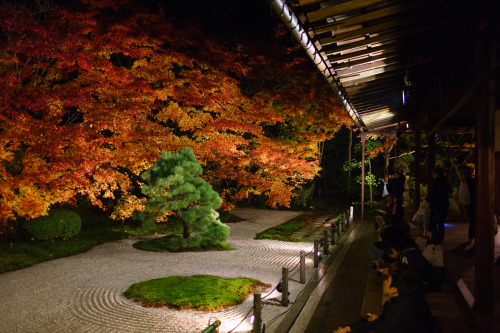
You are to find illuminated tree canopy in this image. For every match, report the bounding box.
[0,0,351,224]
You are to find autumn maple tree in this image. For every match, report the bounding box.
[0,0,351,225]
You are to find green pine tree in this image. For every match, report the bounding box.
[138,147,230,246]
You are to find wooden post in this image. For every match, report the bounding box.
[300,250,306,284]
[414,130,422,210]
[361,131,366,220]
[331,223,336,245]
[281,267,289,307]
[313,239,319,267]
[496,152,500,215]
[348,127,352,193]
[427,133,436,185]
[323,230,329,255]
[473,6,495,314]
[252,292,262,333]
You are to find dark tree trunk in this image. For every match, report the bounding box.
[182,220,190,239]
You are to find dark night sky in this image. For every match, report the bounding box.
[152,0,278,40]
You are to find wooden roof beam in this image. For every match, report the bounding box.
[339,55,438,82]
[343,76,400,89]
[318,11,430,44]
[340,69,405,86]
[357,104,401,114]
[336,58,399,77]
[331,41,437,70]
[306,0,396,22]
[332,51,400,70]
[309,0,429,27]
[339,63,406,82]
[326,44,398,62]
[353,93,400,103]
[324,23,443,54]
[347,84,400,97]
[353,98,398,108]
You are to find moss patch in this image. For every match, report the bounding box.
[132,235,235,252]
[254,214,313,242]
[123,275,270,311]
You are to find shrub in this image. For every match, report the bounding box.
[23,209,81,241]
[291,180,316,208]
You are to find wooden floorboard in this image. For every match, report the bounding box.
[408,209,500,333]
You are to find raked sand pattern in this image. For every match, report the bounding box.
[0,208,319,333]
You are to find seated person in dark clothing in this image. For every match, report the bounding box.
[333,263,433,333]
[375,194,394,230]
[376,194,404,228]
[388,240,442,293]
[369,217,411,269]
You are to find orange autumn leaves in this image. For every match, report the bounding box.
[0,0,351,223]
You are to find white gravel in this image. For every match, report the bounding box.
[0,208,319,333]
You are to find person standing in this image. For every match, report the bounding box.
[458,166,475,242]
[426,167,451,244]
[388,169,405,204]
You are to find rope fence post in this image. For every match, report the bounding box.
[313,239,319,267]
[300,250,306,284]
[281,267,289,306]
[323,229,329,255]
[201,319,220,333]
[253,292,262,333]
[331,223,336,245]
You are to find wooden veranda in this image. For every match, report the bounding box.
[268,0,499,315]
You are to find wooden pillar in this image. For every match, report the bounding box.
[361,131,366,221]
[414,130,422,209]
[348,127,352,193]
[473,6,495,314]
[496,152,500,214]
[427,133,436,184]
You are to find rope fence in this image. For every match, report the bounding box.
[203,206,354,333]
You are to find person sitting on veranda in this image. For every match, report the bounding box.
[369,223,410,270]
[374,194,406,233]
[333,263,433,333]
[370,195,410,270]
[387,240,442,293]
[375,194,394,231]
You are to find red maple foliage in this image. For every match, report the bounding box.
[0,0,351,223]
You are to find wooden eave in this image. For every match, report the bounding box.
[280,0,483,133]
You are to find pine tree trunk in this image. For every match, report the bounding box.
[182,220,190,239]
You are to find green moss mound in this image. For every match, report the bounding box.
[255,214,312,241]
[123,275,270,311]
[133,234,234,252]
[23,208,81,241]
